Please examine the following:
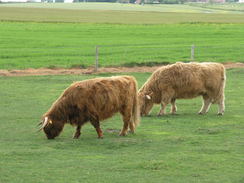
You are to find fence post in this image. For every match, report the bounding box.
[191,44,195,61]
[94,45,99,72]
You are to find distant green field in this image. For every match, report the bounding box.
[1,2,243,13]
[1,3,244,24]
[0,22,244,69]
[0,69,243,183]
[0,3,244,69]
[189,2,244,12]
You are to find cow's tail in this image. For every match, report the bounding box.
[213,66,226,104]
[131,79,140,128]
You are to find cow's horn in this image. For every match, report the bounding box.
[146,95,151,100]
[38,117,49,131]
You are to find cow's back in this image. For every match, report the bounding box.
[71,76,137,121]
[147,62,225,99]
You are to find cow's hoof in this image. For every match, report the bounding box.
[97,136,103,139]
[73,133,80,139]
[128,130,135,134]
[217,113,223,116]
[198,112,203,115]
[119,132,127,136]
[47,137,55,140]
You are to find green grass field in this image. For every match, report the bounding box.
[0,3,244,69]
[0,22,244,69]
[0,2,243,183]
[0,69,243,183]
[1,3,244,24]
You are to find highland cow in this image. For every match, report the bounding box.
[138,62,226,116]
[39,76,140,139]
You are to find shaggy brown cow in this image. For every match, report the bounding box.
[39,76,140,139]
[138,62,226,116]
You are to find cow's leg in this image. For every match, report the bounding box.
[129,122,135,134]
[158,97,171,116]
[199,95,212,114]
[73,125,81,139]
[120,105,135,136]
[158,90,174,116]
[90,119,103,139]
[119,112,131,136]
[217,96,225,115]
[158,101,167,116]
[170,98,177,114]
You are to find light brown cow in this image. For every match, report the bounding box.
[138,62,226,116]
[39,76,140,139]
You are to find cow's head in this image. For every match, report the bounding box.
[39,116,64,139]
[138,92,154,116]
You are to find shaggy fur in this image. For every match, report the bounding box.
[40,76,140,139]
[138,62,226,116]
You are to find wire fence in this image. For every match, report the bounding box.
[0,44,244,70]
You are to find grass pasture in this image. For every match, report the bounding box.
[3,7,244,25]
[0,3,243,182]
[0,69,243,183]
[1,3,244,24]
[0,3,244,69]
[0,22,244,69]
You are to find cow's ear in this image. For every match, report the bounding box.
[146,95,151,100]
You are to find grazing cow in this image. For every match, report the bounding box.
[39,76,140,139]
[138,62,226,116]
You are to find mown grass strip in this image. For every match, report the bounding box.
[1,7,244,24]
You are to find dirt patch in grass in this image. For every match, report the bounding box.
[105,128,120,134]
[0,62,244,77]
